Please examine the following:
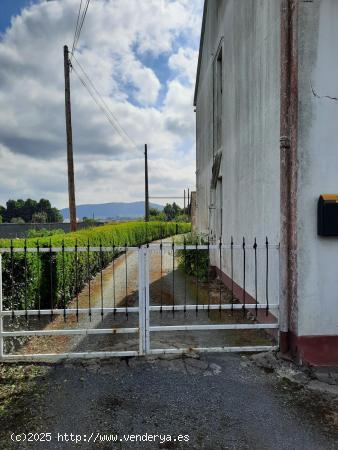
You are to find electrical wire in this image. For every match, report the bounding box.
[71,0,90,60]
[71,64,139,152]
[72,65,137,151]
[69,1,140,152]
[71,0,83,57]
[71,55,138,150]
[74,0,90,50]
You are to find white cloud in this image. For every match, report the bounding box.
[168,47,199,84]
[0,0,203,208]
[164,80,196,136]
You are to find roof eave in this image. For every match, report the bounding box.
[193,0,208,107]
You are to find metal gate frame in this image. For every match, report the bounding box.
[139,245,279,356]
[0,247,142,361]
[0,244,279,361]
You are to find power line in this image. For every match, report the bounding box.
[74,0,90,50]
[72,64,138,152]
[75,0,90,48]
[71,0,90,59]
[68,1,139,152]
[72,55,138,149]
[72,65,127,144]
[71,0,83,56]
[71,55,138,151]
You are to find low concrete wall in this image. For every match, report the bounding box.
[0,222,104,239]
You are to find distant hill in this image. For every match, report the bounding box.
[61,201,163,221]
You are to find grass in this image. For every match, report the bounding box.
[0,363,49,448]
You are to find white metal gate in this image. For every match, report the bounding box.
[139,244,279,356]
[0,242,279,361]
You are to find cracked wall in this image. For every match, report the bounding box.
[297,0,338,336]
[195,0,338,341]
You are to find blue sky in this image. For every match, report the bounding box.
[0,0,34,32]
[0,0,203,207]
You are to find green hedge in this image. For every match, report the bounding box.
[177,233,209,282]
[1,221,191,311]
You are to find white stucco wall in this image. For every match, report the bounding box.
[297,0,338,337]
[195,1,219,236]
[195,0,338,338]
[195,0,281,305]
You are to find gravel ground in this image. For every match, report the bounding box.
[2,353,338,450]
[3,242,336,449]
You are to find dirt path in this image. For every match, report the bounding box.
[5,240,274,357]
[6,249,140,356]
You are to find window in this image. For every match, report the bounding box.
[213,42,223,153]
[215,178,223,239]
[209,178,222,242]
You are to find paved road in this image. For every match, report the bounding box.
[10,353,338,450]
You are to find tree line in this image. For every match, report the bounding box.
[149,202,190,222]
[0,199,63,224]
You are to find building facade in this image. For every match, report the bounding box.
[194,0,338,365]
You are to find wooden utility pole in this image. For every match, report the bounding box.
[187,188,190,216]
[64,45,77,232]
[144,144,149,222]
